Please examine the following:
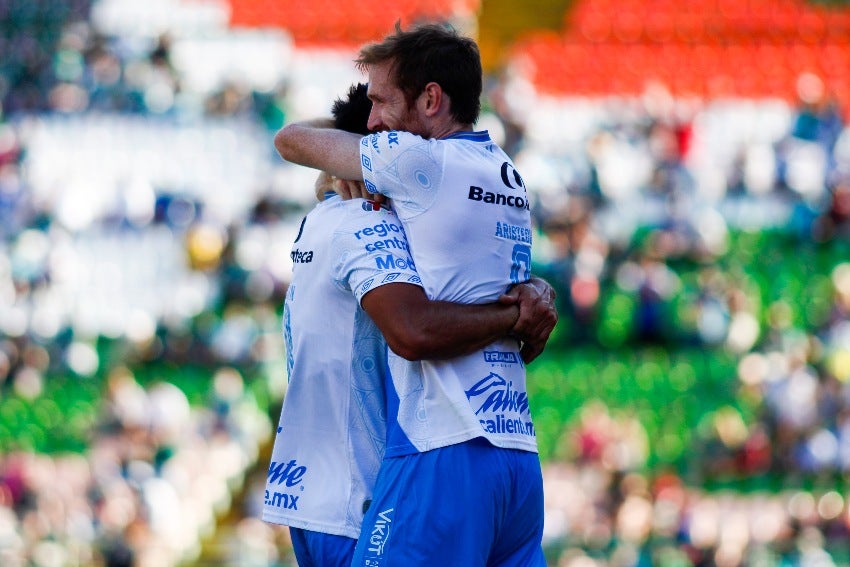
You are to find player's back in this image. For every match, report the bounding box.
[365,131,531,304]
[263,195,420,537]
[360,130,537,456]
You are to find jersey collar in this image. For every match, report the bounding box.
[441,130,491,142]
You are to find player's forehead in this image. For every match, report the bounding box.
[365,61,400,101]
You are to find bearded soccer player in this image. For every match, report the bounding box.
[265,82,556,566]
[274,23,554,566]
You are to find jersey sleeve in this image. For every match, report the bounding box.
[359,131,443,216]
[332,202,422,305]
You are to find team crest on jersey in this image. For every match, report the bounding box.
[361,200,389,212]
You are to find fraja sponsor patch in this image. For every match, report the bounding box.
[484,350,519,364]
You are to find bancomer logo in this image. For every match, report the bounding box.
[468,186,529,210]
[468,160,529,210]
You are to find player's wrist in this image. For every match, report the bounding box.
[506,304,522,338]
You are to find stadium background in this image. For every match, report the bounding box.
[2,0,850,565]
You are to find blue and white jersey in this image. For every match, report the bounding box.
[360,130,537,456]
[262,195,421,538]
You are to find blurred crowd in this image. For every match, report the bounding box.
[0,366,272,567]
[542,459,850,567]
[507,61,850,566]
[3,0,850,565]
[1,1,292,564]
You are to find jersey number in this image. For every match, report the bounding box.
[510,244,531,284]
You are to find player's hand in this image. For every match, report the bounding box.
[314,171,334,200]
[499,276,557,362]
[333,178,386,204]
[519,340,547,364]
[332,177,358,200]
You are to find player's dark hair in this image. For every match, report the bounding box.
[355,22,482,125]
[331,82,372,135]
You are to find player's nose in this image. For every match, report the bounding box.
[367,108,384,132]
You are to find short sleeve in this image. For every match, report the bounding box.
[360,131,444,216]
[331,202,422,304]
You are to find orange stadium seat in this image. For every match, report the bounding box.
[515,0,850,105]
[226,0,480,47]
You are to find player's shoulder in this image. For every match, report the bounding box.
[365,130,429,150]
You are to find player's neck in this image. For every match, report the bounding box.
[432,121,474,140]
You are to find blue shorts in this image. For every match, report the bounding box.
[289,527,356,567]
[351,437,545,567]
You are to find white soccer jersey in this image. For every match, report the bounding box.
[262,195,421,538]
[360,130,538,456]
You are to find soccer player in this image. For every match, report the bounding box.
[274,23,552,565]
[264,83,556,566]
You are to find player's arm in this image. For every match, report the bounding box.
[274,120,364,181]
[361,283,519,361]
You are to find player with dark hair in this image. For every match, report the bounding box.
[274,22,553,565]
[331,82,372,136]
[263,82,555,567]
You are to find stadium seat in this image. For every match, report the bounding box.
[513,0,850,103]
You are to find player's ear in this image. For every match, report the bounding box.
[421,82,443,117]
